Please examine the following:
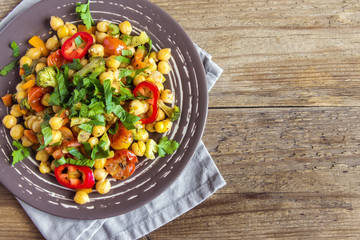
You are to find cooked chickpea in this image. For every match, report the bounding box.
[80,58,89,66]
[10,124,24,140]
[41,93,51,107]
[119,21,132,35]
[127,46,135,56]
[36,149,50,162]
[15,91,27,103]
[26,48,42,60]
[106,56,121,69]
[68,69,76,78]
[99,71,114,84]
[50,161,56,172]
[32,119,43,133]
[150,71,165,83]
[95,31,108,44]
[50,16,64,31]
[157,48,172,61]
[145,122,156,133]
[109,68,120,80]
[21,136,33,147]
[161,89,174,104]
[96,179,111,194]
[141,100,149,113]
[94,168,108,181]
[74,191,90,204]
[19,56,32,67]
[87,137,99,148]
[156,109,166,121]
[97,21,110,32]
[149,51,159,62]
[39,161,51,174]
[77,188,92,194]
[50,130,62,145]
[38,57,47,64]
[16,82,24,92]
[57,25,69,39]
[10,105,22,117]
[46,35,60,51]
[2,115,17,129]
[92,125,106,137]
[158,60,171,75]
[155,82,164,93]
[94,158,107,169]
[88,44,104,57]
[145,58,157,73]
[131,141,146,157]
[66,23,77,36]
[52,105,62,113]
[35,63,46,73]
[26,116,37,130]
[49,117,64,130]
[60,36,71,46]
[155,119,172,133]
[133,74,146,86]
[129,100,145,116]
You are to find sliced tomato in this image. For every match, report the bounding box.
[27,86,52,112]
[103,36,127,56]
[47,49,69,68]
[109,122,133,150]
[105,149,138,180]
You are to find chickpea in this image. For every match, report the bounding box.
[60,36,71,46]
[68,69,76,78]
[10,105,22,117]
[156,109,166,121]
[36,111,45,118]
[26,116,37,130]
[99,71,114,84]
[150,71,165,83]
[50,161,56,172]
[155,82,164,93]
[87,137,99,148]
[77,188,92,194]
[10,124,24,140]
[133,74,146,86]
[21,136,33,147]
[16,82,24,92]
[19,56,32,68]
[38,57,47,64]
[52,105,62,113]
[96,179,111,194]
[158,60,171,75]
[109,68,120,80]
[161,89,174,104]
[94,168,108,181]
[31,119,43,133]
[2,115,17,129]
[92,125,106,137]
[50,130,62,145]
[80,58,89,66]
[41,93,51,107]
[141,100,150,113]
[129,100,145,116]
[26,48,42,60]
[145,122,156,133]
[88,44,104,57]
[145,58,157,73]
[95,31,108,44]
[106,56,121,69]
[119,21,132,35]
[36,149,50,162]
[39,161,51,174]
[94,158,107,169]
[127,46,135,56]
[49,117,64,130]
[157,48,172,61]
[46,35,60,51]
[15,91,27,103]
[97,21,110,32]
[57,25,69,39]
[155,119,172,133]
[50,16,64,31]
[35,63,47,73]
[131,141,146,157]
[66,23,77,36]
[74,191,90,204]
[149,51,159,62]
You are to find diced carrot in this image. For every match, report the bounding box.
[24,130,39,144]
[77,25,96,34]
[1,94,12,107]
[21,79,36,91]
[59,126,74,141]
[15,104,27,115]
[28,36,49,57]
[19,67,25,76]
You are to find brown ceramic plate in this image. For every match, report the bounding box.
[0,0,207,220]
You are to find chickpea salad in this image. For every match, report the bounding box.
[0,0,181,205]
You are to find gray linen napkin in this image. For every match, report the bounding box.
[1,0,226,239]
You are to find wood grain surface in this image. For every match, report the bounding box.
[1,0,360,239]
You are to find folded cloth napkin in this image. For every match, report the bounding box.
[1,0,225,239]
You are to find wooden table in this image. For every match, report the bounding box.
[2,0,360,239]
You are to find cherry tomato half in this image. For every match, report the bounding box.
[105,149,138,180]
[109,122,133,150]
[103,36,127,56]
[27,86,52,112]
[47,49,69,68]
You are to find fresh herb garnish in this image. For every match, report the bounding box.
[74,35,84,46]
[115,55,131,64]
[53,156,95,168]
[11,141,30,165]
[0,60,17,76]
[76,0,94,29]
[22,63,31,76]
[157,136,180,157]
[10,41,19,57]
[62,59,83,70]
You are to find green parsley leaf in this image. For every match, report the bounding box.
[115,55,131,64]
[49,90,60,106]
[122,49,133,56]
[147,38,153,57]
[82,142,93,156]
[118,69,135,78]
[67,147,87,160]
[41,121,53,147]
[10,41,19,57]
[53,156,95,168]
[62,59,83,70]
[108,23,120,36]
[22,63,31,76]
[108,120,119,135]
[56,71,69,104]
[88,101,105,116]
[137,45,146,50]
[79,103,89,118]
[76,0,94,29]
[91,143,110,160]
[74,35,84,46]
[88,115,106,126]
[0,60,17,76]
[157,136,180,157]
[120,35,133,46]
[11,141,30,165]
[103,79,114,113]
[112,105,140,130]
[78,123,93,133]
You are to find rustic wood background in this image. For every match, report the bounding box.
[2,0,360,239]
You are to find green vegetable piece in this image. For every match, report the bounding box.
[11,41,19,57]
[157,100,181,122]
[75,57,105,78]
[53,156,95,168]
[11,141,30,165]
[99,132,110,151]
[145,139,158,160]
[74,35,84,46]
[76,0,94,29]
[62,59,83,70]
[40,121,53,147]
[70,117,91,127]
[157,136,180,157]
[19,98,31,111]
[132,128,148,141]
[67,147,87,160]
[131,31,150,47]
[36,66,58,88]
[109,23,120,36]
[0,60,17,76]
[120,35,133,46]
[115,55,131,64]
[77,129,92,143]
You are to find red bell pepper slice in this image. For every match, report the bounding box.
[133,81,159,124]
[61,32,94,61]
[54,164,95,189]
[27,86,52,112]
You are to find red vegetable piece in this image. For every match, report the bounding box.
[47,49,69,68]
[105,149,138,180]
[133,81,159,124]
[61,32,94,61]
[54,164,95,189]
[103,36,127,56]
[27,86,52,112]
